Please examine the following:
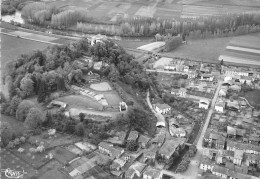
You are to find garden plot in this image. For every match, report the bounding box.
[137,41,165,52]
[90,82,112,91]
[1,149,38,178]
[53,147,77,165]
[28,131,80,150]
[9,143,51,169]
[135,6,156,18]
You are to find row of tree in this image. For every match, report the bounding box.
[22,2,92,27]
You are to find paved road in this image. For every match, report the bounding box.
[160,80,222,179]
[180,79,223,178]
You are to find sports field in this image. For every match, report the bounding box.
[47,0,260,21]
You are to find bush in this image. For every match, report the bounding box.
[2,128,14,146]
[75,123,84,136]
[164,36,182,52]
[127,140,138,151]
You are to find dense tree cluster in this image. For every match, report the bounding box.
[22,2,91,27]
[164,36,183,52]
[1,0,38,15]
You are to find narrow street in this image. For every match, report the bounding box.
[180,79,223,178]
[147,79,222,179]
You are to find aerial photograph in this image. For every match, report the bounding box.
[1,0,260,178]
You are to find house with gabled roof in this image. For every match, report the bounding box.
[215,100,225,113]
[233,149,244,166]
[138,135,150,148]
[199,99,210,109]
[154,103,171,114]
[245,153,260,167]
[200,156,215,171]
[159,138,185,160]
[111,158,127,171]
[127,131,139,141]
[143,167,162,179]
[98,142,124,159]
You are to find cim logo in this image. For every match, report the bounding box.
[1,168,27,178]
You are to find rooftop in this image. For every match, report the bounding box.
[128,131,139,141]
[159,138,185,158]
[154,103,171,110]
[143,167,161,178]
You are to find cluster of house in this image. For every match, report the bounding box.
[162,61,220,81]
[171,80,215,99]
[71,85,109,106]
[200,141,260,179]
[96,129,185,179]
[222,66,260,79]
[203,112,260,178]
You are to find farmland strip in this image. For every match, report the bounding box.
[229,44,260,51]
[219,55,260,66]
[226,46,260,55]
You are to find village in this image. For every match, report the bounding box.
[1,4,260,177]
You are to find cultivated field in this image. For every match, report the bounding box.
[47,0,260,21]
[220,33,260,66]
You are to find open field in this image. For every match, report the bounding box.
[57,95,103,110]
[1,115,27,136]
[242,90,260,107]
[90,82,112,91]
[115,39,153,49]
[162,37,232,63]
[103,91,122,106]
[1,34,49,72]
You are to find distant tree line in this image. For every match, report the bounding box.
[19,2,260,39]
